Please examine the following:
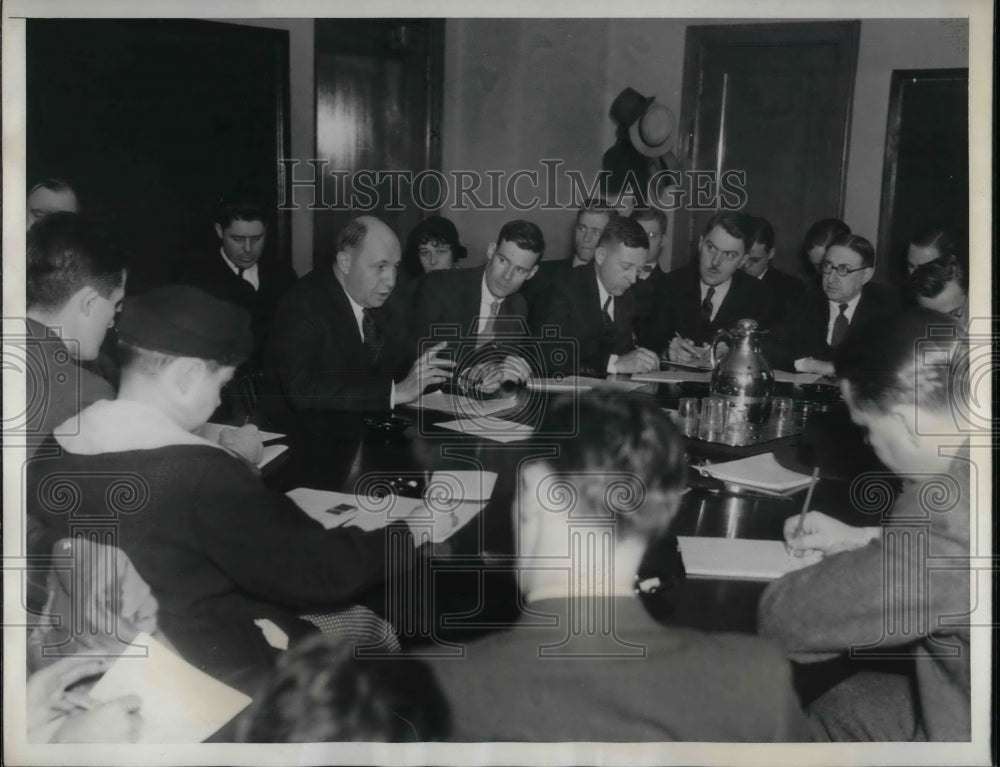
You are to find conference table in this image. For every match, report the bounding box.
[257,375,893,701]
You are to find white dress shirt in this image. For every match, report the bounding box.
[699,277,732,321]
[825,292,863,345]
[220,249,259,290]
[476,275,504,335]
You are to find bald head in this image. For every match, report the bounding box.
[334,216,401,308]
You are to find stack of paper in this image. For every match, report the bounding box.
[257,443,288,469]
[411,390,518,417]
[677,537,822,580]
[435,416,534,443]
[631,369,712,384]
[528,376,648,393]
[696,453,815,493]
[89,632,251,743]
[773,371,822,384]
[200,422,285,443]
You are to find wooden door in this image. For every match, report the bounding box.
[313,20,444,268]
[27,19,290,292]
[674,22,859,276]
[877,69,969,284]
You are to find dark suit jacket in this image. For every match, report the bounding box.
[759,265,803,325]
[536,264,635,376]
[633,265,668,348]
[426,597,810,741]
[173,250,297,370]
[763,281,901,371]
[637,265,774,353]
[521,257,578,329]
[265,268,408,411]
[411,265,530,367]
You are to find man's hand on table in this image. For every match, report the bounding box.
[218,424,264,466]
[668,336,715,365]
[613,347,659,374]
[395,341,457,405]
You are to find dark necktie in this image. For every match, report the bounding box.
[237,267,245,279]
[602,296,614,332]
[479,300,502,345]
[830,303,849,348]
[701,286,716,321]
[362,308,383,363]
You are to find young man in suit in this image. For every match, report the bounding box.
[174,200,297,371]
[24,212,125,458]
[742,216,801,324]
[426,393,809,741]
[412,220,544,391]
[266,216,454,411]
[759,309,970,741]
[764,233,900,374]
[537,216,659,376]
[521,198,616,325]
[645,212,773,362]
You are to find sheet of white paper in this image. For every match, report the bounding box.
[631,370,712,384]
[427,469,497,502]
[697,452,815,493]
[773,371,822,384]
[258,443,288,469]
[677,536,822,580]
[200,422,285,443]
[286,488,426,531]
[528,376,600,392]
[88,632,251,743]
[411,390,518,417]
[435,417,534,443]
[400,500,485,544]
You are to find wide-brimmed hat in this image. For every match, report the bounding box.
[609,87,654,128]
[630,101,677,158]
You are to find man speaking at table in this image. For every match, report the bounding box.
[536,215,659,376]
[411,219,543,392]
[759,309,971,741]
[267,216,454,411]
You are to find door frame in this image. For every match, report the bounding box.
[876,67,969,272]
[674,21,860,268]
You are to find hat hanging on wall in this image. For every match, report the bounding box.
[609,86,655,128]
[630,101,677,158]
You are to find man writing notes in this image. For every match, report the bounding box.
[759,310,970,741]
[427,393,809,741]
[267,216,454,411]
[537,215,658,376]
[764,233,899,375]
[28,287,419,693]
[412,220,543,392]
[642,212,773,362]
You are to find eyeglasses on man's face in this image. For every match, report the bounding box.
[820,261,869,277]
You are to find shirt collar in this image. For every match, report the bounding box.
[829,291,863,319]
[595,266,613,311]
[700,276,732,303]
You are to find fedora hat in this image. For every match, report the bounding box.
[609,87,654,128]
[630,101,676,158]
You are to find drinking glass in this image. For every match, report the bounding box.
[677,397,700,437]
[772,397,793,423]
[698,397,726,441]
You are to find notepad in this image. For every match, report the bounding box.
[200,422,285,443]
[435,417,534,443]
[88,631,251,743]
[696,452,815,493]
[677,537,822,580]
[631,370,712,384]
[411,390,518,417]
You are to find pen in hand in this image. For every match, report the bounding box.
[792,465,821,539]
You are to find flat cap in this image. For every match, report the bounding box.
[117,285,253,363]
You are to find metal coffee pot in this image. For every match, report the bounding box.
[709,318,774,425]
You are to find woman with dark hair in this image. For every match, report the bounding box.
[906,227,956,274]
[401,215,467,279]
[800,218,851,279]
